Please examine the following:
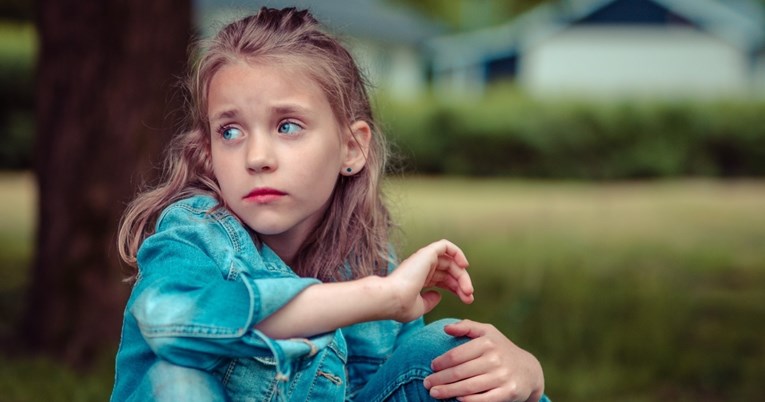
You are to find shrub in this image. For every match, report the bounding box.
[379,89,765,179]
[0,22,36,170]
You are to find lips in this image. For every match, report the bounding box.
[243,188,286,203]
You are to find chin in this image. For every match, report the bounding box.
[253,228,287,236]
[245,221,289,236]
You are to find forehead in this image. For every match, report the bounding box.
[207,59,331,113]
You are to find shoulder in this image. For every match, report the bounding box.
[156,193,222,225]
[144,194,256,259]
[157,194,242,241]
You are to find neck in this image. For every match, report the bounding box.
[262,238,297,267]
[259,223,314,268]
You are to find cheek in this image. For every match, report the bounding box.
[291,150,340,194]
[306,146,343,179]
[209,146,233,187]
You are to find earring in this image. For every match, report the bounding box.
[346,167,352,173]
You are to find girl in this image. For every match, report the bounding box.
[112,7,548,402]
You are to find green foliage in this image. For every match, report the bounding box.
[379,88,765,179]
[0,22,36,170]
[388,0,554,30]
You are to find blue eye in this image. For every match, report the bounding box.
[219,126,243,141]
[277,121,302,135]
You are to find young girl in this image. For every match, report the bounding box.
[112,7,548,402]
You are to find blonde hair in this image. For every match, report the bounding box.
[118,7,393,282]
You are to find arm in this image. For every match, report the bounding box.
[424,320,546,402]
[130,202,324,369]
[256,239,474,339]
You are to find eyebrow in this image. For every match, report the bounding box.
[208,103,313,122]
[209,109,239,122]
[272,104,311,116]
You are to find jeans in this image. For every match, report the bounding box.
[353,319,464,401]
[129,319,465,401]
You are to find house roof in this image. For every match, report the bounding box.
[569,0,765,51]
[427,0,765,72]
[193,0,447,45]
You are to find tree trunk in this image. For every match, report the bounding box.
[21,0,191,367]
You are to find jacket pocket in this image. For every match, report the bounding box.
[301,332,347,401]
[217,357,280,401]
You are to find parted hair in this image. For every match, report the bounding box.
[118,7,393,282]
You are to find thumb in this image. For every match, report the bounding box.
[443,319,484,338]
[420,290,442,315]
[443,320,470,337]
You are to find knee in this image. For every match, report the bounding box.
[397,318,467,362]
[144,360,228,402]
[423,318,461,335]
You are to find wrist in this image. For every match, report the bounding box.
[358,275,399,321]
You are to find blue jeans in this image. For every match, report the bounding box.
[353,319,464,401]
[128,319,465,401]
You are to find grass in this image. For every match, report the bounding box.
[388,177,765,401]
[1,173,765,401]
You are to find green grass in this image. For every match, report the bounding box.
[2,173,765,401]
[388,177,765,402]
[0,354,115,402]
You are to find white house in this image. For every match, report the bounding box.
[428,0,765,99]
[193,0,446,100]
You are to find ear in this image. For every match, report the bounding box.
[341,120,372,176]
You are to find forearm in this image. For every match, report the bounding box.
[255,275,397,339]
[256,239,472,340]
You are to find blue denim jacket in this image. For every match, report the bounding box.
[111,194,423,401]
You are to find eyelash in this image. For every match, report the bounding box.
[278,120,303,134]
[214,119,304,140]
[216,124,242,141]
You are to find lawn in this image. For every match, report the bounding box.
[1,173,764,401]
[389,177,765,401]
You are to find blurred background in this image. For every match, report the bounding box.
[1,0,764,401]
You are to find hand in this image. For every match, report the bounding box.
[386,239,473,322]
[424,320,545,402]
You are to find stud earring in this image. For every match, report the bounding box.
[346,167,352,173]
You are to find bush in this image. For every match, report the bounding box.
[378,89,765,179]
[0,22,36,170]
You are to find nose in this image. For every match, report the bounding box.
[246,134,277,173]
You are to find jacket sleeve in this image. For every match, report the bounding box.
[129,204,333,373]
[394,316,425,347]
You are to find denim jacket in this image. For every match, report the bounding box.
[111,194,423,401]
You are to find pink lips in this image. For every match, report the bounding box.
[243,188,286,204]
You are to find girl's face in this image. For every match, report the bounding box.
[207,60,368,263]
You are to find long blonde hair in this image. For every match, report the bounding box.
[118,7,392,282]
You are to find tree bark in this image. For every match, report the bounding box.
[22,0,191,367]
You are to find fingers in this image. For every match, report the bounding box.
[426,332,535,401]
[428,244,473,303]
[428,320,545,402]
[441,240,469,268]
[453,389,501,402]
[394,239,473,319]
[427,372,508,401]
[443,319,488,339]
[429,266,474,304]
[423,239,469,269]
[429,376,533,402]
[431,332,485,372]
[425,355,485,389]
[450,387,518,402]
